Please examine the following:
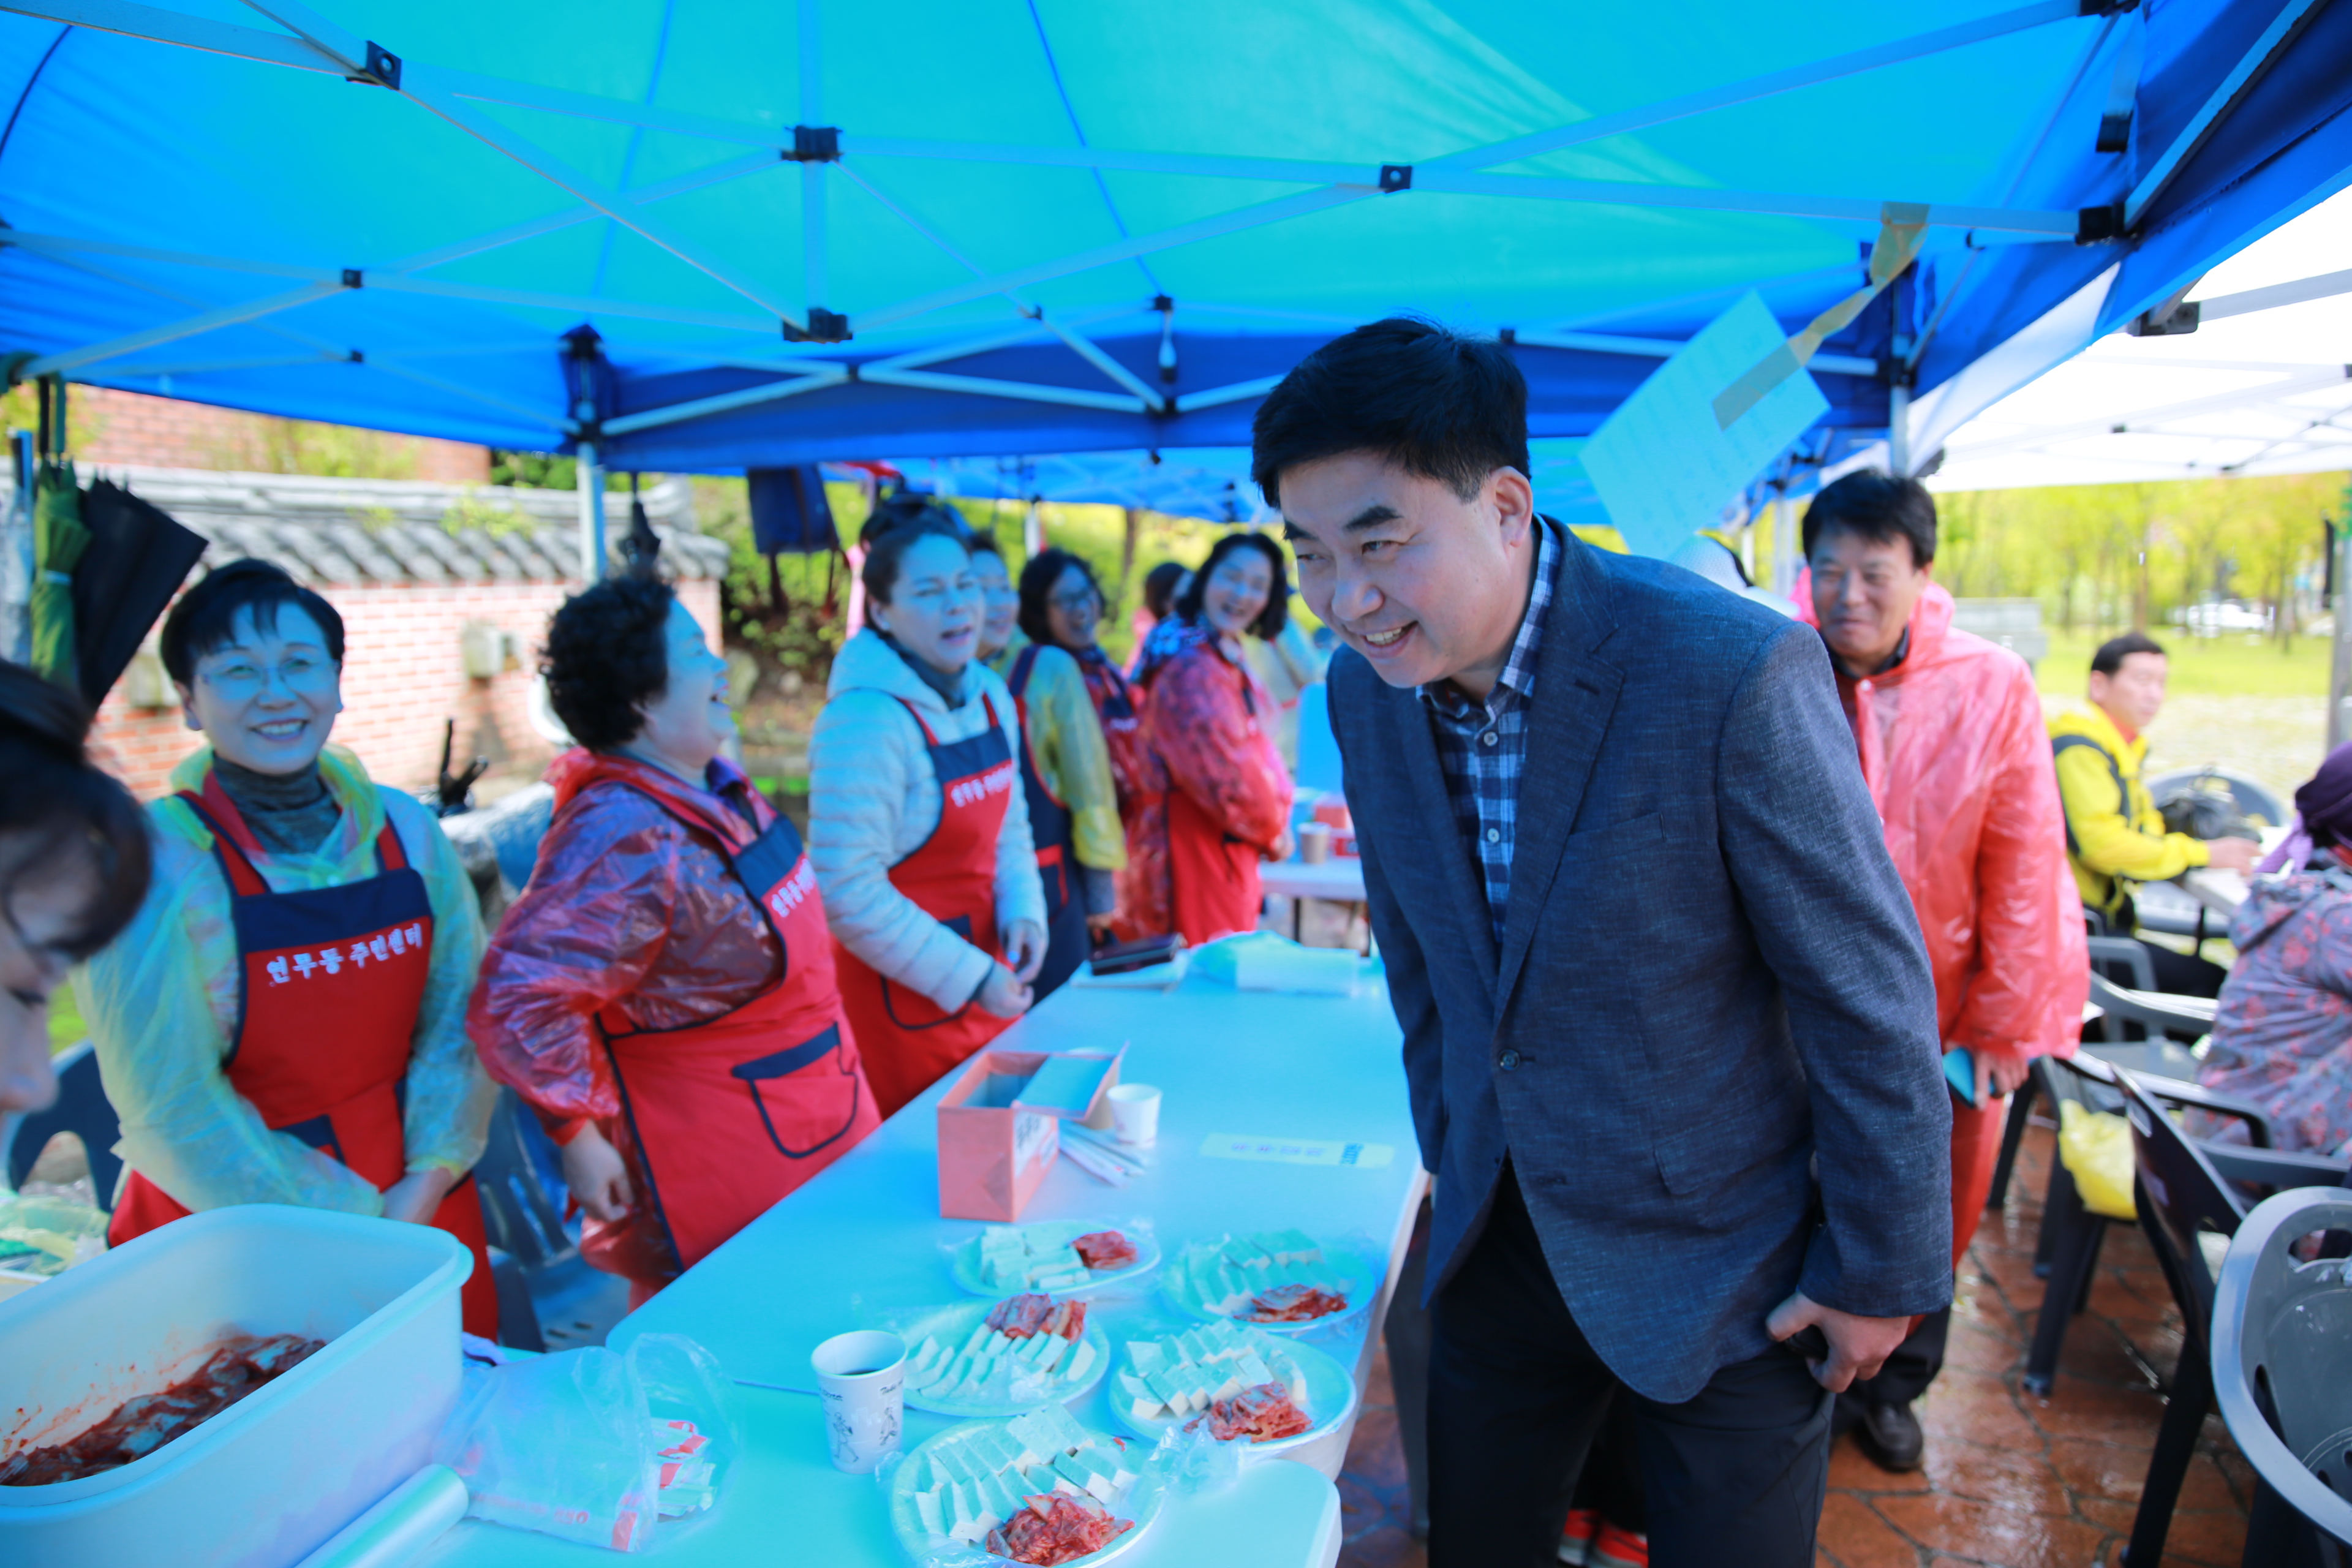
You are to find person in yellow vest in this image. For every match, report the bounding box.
[2048,631,2260,995]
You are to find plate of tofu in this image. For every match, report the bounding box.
[888,1405,1159,1566]
[897,1293,1114,1418]
[1106,1322,1357,1458]
[951,1221,1161,1299]
[1159,1231,1372,1334]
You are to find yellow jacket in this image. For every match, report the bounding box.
[2047,700,2209,920]
[75,745,494,1213]
[987,631,1127,875]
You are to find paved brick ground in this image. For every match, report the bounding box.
[1334,1123,2248,1568]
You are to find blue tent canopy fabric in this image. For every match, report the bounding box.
[0,1,2346,540]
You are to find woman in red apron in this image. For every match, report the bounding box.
[79,560,499,1336]
[1121,532,1296,945]
[809,503,1048,1119]
[470,577,879,1303]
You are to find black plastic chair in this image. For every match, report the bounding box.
[2021,1052,2272,1395]
[5,1041,121,1207]
[2116,1072,2348,1567]
[2212,1185,2352,1567]
[470,1087,579,1352]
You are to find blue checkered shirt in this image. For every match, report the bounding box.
[1418,520,1561,944]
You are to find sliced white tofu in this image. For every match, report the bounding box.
[914,1485,946,1537]
[1061,1338,1098,1384]
[1003,1408,1063,1462]
[1049,1453,1094,1495]
[945,1480,984,1542]
[1125,1340,1166,1377]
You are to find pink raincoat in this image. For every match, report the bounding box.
[1796,575,2086,1257]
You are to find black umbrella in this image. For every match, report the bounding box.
[69,478,208,709]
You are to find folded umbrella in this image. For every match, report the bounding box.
[70,478,208,707]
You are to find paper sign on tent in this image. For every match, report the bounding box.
[1578,292,1828,559]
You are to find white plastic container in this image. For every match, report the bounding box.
[0,1204,469,1568]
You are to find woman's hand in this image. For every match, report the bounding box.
[1265,826,1296,863]
[1085,910,1120,941]
[380,1166,456,1226]
[560,1123,635,1223]
[978,964,1035,1019]
[1003,919,1048,983]
[1973,1044,2032,1107]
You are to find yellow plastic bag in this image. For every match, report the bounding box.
[2057,1100,2139,1220]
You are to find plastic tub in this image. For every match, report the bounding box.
[0,1204,469,1568]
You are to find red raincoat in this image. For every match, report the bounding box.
[1118,627,1292,945]
[1796,576,2086,1260]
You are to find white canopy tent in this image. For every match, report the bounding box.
[1928,184,2352,491]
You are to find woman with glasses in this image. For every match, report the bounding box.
[810,500,1046,1118]
[1123,532,1295,945]
[971,541,1125,1000]
[0,662,149,1117]
[470,574,878,1303]
[77,559,499,1335]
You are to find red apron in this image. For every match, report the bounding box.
[108,772,497,1338]
[1163,663,1276,946]
[834,694,1020,1119]
[1007,646,1090,1004]
[575,761,880,1279]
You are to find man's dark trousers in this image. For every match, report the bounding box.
[1428,1168,1833,1568]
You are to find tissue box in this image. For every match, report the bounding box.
[937,1046,1125,1221]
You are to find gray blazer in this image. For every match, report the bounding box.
[1329,531,1953,1402]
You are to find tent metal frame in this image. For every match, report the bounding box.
[1,0,2125,441]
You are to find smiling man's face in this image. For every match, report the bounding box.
[1280,452,1536,701]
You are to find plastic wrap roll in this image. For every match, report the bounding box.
[292,1464,468,1568]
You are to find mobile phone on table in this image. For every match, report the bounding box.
[1943,1046,1980,1107]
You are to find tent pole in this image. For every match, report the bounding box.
[2332,516,2352,752]
[1888,380,1912,478]
[578,442,607,582]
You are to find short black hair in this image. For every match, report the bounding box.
[543,575,675,752]
[1018,548,1104,649]
[2092,631,2167,677]
[858,494,972,606]
[1251,317,1529,507]
[1140,561,1186,621]
[159,558,345,685]
[967,527,1004,562]
[1175,532,1287,639]
[1801,470,1937,567]
[0,660,151,959]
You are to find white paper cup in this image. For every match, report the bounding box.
[1107,1082,1163,1147]
[1298,822,1333,864]
[810,1330,906,1474]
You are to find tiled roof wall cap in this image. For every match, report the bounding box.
[10,464,728,584]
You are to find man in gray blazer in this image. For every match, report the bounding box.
[1254,319,1953,1567]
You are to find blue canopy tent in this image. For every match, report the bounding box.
[2,0,2348,568]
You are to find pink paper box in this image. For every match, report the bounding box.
[937,1046,1125,1221]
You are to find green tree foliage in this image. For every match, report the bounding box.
[1932,472,2344,649]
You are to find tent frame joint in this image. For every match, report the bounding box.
[350,40,399,89]
[2076,0,2138,16]
[2076,200,2125,243]
[788,125,841,163]
[1378,164,1412,193]
[782,308,852,344]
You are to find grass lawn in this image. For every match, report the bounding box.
[2035,628,2331,699]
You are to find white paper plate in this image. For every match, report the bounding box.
[1158,1240,1376,1336]
[888,1417,1160,1567]
[949,1222,1163,1300]
[896,1297,1114,1419]
[1105,1327,1357,1459]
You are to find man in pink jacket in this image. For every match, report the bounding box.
[1796,471,2087,1471]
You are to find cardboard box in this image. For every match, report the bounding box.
[937,1046,1125,1221]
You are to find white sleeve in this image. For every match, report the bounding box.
[990,685,1047,936]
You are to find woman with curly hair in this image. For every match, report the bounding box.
[1122,532,1295,944]
[469,575,877,1303]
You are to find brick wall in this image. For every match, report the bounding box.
[91,578,722,800]
[76,386,492,485]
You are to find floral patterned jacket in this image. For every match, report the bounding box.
[2199,856,2352,1154]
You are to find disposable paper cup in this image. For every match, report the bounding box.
[811,1330,907,1474]
[1107,1082,1163,1147]
[1298,823,1333,864]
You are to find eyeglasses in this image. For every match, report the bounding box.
[197,652,337,699]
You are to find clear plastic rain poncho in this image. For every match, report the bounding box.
[73,746,494,1213]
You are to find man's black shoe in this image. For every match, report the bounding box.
[1853,1400,1925,1472]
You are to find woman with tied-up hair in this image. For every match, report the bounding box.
[809,499,1046,1119]
[1120,531,1296,947]
[0,661,149,1117]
